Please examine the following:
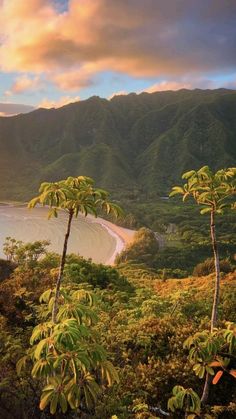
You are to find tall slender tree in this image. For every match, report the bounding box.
[28,176,122,323]
[170,166,236,403]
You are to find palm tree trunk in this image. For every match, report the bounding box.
[210,209,220,331]
[201,372,211,405]
[51,209,74,323]
[201,209,220,405]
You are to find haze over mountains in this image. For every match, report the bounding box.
[0,89,236,200]
[0,103,34,117]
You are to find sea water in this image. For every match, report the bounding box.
[0,205,117,264]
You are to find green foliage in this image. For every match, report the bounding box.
[170,166,236,214]
[168,385,201,416]
[224,322,236,354]
[153,244,212,274]
[64,254,134,292]
[3,236,50,269]
[116,227,159,265]
[6,202,236,419]
[118,197,236,273]
[1,89,236,202]
[193,258,233,277]
[170,164,236,408]
[170,166,236,341]
[28,175,123,219]
[29,175,123,323]
[1,258,236,417]
[17,286,119,415]
[184,324,236,382]
[3,237,22,261]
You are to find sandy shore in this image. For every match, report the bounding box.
[88,215,136,264]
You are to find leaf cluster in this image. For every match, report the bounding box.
[184,323,236,383]
[168,385,201,416]
[17,286,119,415]
[28,175,123,219]
[170,166,236,214]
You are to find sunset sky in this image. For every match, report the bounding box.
[0,0,236,114]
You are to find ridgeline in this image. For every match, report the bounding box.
[0,88,236,200]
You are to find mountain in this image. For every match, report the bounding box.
[0,89,236,200]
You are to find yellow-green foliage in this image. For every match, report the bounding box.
[0,255,236,418]
[115,227,159,265]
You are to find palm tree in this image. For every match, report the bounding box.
[170,166,236,403]
[28,176,122,323]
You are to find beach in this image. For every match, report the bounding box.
[89,215,135,264]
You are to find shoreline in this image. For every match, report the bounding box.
[87,214,136,265]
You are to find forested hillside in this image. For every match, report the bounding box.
[0,89,236,200]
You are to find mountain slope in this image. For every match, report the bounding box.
[0,89,235,200]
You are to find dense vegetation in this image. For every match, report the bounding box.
[0,91,236,417]
[0,89,236,201]
[0,167,235,417]
[0,248,236,418]
[115,199,236,277]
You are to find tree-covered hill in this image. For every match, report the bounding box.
[0,88,236,199]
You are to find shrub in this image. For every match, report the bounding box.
[0,259,16,282]
[193,258,233,277]
[157,268,188,279]
[64,255,134,292]
[115,227,159,265]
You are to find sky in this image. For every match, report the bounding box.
[0,0,236,115]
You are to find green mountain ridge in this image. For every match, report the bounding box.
[0,88,236,200]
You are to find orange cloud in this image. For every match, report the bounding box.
[108,90,128,99]
[38,95,80,109]
[0,0,235,88]
[9,75,41,94]
[143,81,193,93]
[0,0,59,72]
[52,68,94,91]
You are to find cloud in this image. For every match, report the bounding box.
[38,95,80,108]
[7,74,41,95]
[143,81,193,93]
[4,90,13,97]
[0,0,236,88]
[52,68,94,90]
[142,76,235,93]
[0,111,18,117]
[108,90,128,99]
